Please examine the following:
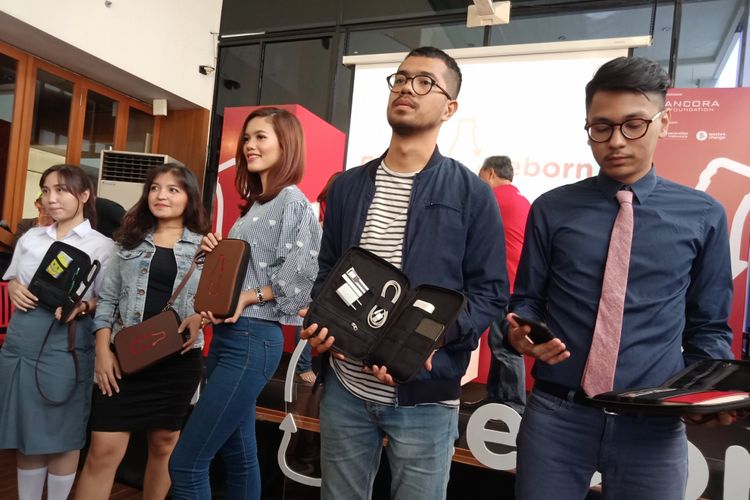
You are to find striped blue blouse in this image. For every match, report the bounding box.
[228,185,322,325]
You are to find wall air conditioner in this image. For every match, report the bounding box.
[98,150,183,210]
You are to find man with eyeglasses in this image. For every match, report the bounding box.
[505,56,734,499]
[301,46,508,499]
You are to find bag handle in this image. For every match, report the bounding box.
[164,250,205,311]
[35,320,79,406]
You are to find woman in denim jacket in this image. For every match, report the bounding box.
[75,164,211,500]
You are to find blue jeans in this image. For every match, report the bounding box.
[319,373,459,500]
[516,388,688,500]
[293,325,313,373]
[169,318,283,500]
[487,320,526,414]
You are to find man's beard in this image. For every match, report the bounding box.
[387,114,432,137]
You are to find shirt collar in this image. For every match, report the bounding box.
[595,166,657,204]
[45,219,93,240]
[145,227,202,246]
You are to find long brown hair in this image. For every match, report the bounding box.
[114,163,210,249]
[234,107,305,215]
[39,164,97,228]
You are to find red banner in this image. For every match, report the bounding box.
[654,88,750,358]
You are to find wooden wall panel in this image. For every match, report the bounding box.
[154,109,211,189]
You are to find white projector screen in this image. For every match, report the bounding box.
[345,44,634,202]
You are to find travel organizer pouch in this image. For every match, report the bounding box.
[28,240,101,319]
[194,239,251,318]
[590,359,750,415]
[114,308,183,375]
[114,251,203,375]
[304,247,465,384]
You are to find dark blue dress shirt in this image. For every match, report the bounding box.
[511,167,733,391]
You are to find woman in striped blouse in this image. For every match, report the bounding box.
[169,107,321,500]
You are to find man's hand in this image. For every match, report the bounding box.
[367,351,436,386]
[683,410,745,427]
[8,279,37,311]
[297,308,344,359]
[506,313,570,365]
[367,364,396,386]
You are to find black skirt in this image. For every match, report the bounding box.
[90,348,202,432]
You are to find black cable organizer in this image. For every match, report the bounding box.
[305,247,465,384]
[589,359,750,415]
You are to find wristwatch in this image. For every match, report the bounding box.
[255,287,266,306]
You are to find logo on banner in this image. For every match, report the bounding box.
[696,131,708,141]
[666,99,721,112]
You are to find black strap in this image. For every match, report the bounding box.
[35,319,79,406]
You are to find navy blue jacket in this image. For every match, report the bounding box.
[314,148,509,405]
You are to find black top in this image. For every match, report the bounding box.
[143,246,177,321]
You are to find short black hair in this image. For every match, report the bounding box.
[405,46,462,99]
[585,56,670,110]
[481,156,514,182]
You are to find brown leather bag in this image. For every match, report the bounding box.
[114,252,202,375]
[194,239,250,318]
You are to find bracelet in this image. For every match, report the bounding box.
[255,287,266,306]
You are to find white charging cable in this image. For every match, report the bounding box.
[367,280,401,329]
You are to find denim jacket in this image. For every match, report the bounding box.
[93,228,204,347]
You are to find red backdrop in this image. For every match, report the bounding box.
[654,88,750,358]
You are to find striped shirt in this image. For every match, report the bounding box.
[331,162,415,404]
[228,185,321,325]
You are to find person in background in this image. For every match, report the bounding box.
[13,194,53,247]
[463,155,530,414]
[169,107,321,500]
[301,46,508,500]
[507,56,734,499]
[293,170,344,385]
[75,164,210,500]
[0,164,114,500]
[95,197,127,239]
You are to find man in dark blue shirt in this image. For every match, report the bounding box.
[507,56,734,499]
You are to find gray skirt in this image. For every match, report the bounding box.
[0,307,95,454]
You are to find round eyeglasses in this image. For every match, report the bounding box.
[386,73,453,100]
[585,110,665,143]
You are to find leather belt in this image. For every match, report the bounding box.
[534,380,593,406]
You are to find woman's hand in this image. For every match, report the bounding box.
[54,300,89,323]
[200,232,222,253]
[179,313,203,354]
[95,340,121,396]
[7,279,37,311]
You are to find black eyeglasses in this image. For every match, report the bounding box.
[585,110,665,143]
[386,73,453,100]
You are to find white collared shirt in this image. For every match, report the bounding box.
[4,219,115,299]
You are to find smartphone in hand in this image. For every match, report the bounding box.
[513,315,555,344]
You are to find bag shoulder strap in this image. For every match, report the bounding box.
[165,250,205,310]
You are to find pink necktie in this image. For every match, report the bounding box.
[582,190,634,397]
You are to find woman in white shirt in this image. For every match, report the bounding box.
[0,164,114,500]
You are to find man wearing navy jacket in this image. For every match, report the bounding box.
[301,46,508,500]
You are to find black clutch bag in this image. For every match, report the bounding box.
[28,241,101,319]
[589,359,750,415]
[304,247,465,384]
